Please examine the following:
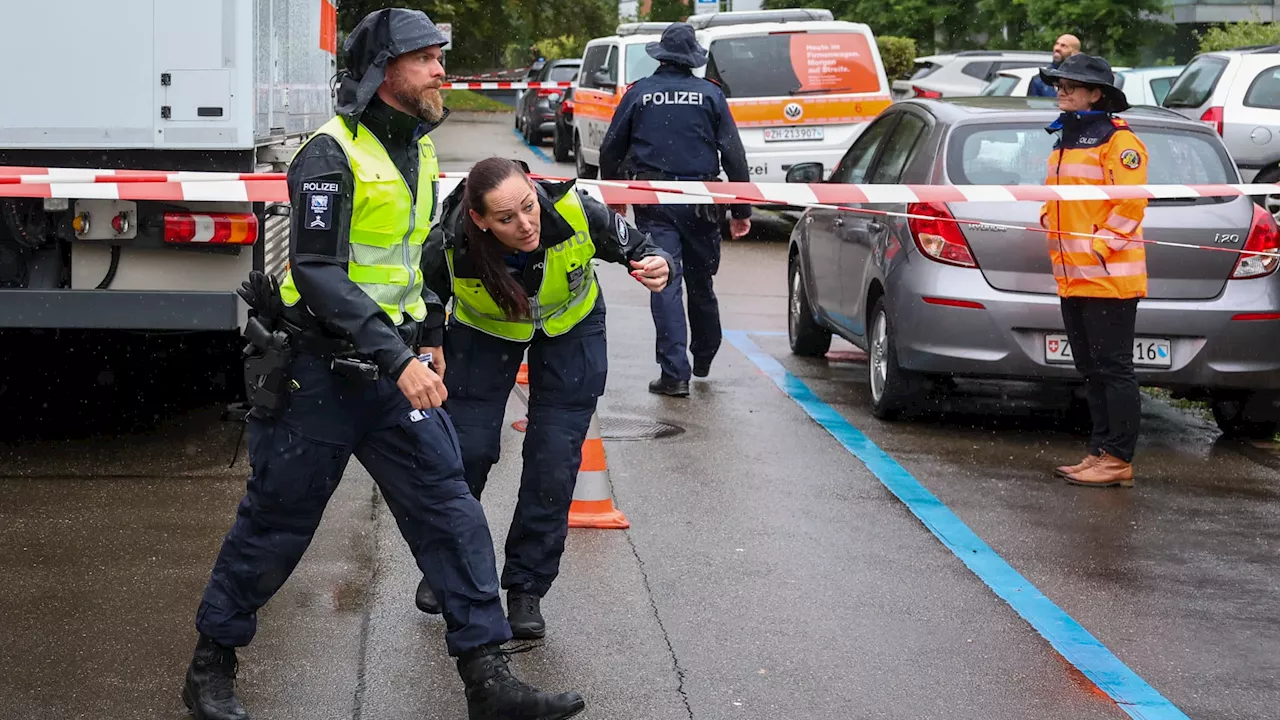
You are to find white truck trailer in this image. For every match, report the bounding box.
[0,0,335,339]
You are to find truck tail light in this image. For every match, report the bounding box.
[1231,203,1280,279]
[907,202,978,268]
[164,212,259,245]
[1200,106,1224,135]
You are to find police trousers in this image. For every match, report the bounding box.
[1060,297,1141,462]
[196,352,511,656]
[444,302,608,597]
[635,204,723,381]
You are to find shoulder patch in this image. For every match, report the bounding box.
[615,213,629,247]
[1119,148,1142,170]
[1111,117,1129,128]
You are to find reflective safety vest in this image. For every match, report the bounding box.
[279,116,438,325]
[1040,116,1149,300]
[446,189,599,341]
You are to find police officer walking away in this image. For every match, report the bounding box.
[599,22,752,397]
[182,9,585,720]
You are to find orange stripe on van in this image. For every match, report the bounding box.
[728,95,892,127]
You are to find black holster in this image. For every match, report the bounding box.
[242,314,295,420]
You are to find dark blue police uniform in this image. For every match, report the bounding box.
[599,23,750,393]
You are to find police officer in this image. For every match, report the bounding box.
[411,156,671,638]
[182,10,585,720]
[599,22,752,397]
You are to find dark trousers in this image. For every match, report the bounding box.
[443,304,608,597]
[1060,297,1142,462]
[196,353,511,656]
[635,205,722,381]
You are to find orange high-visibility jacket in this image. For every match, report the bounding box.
[1039,114,1149,299]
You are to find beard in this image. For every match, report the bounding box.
[393,84,444,124]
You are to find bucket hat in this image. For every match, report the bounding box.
[1038,53,1130,113]
[335,8,450,126]
[645,23,708,69]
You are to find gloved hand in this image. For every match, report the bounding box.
[237,271,283,320]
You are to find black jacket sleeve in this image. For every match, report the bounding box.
[599,90,640,180]
[712,88,752,220]
[580,190,673,267]
[287,136,416,379]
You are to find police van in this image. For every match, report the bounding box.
[572,9,893,183]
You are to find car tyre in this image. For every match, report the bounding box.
[788,257,831,357]
[575,133,598,179]
[1211,394,1279,440]
[1253,166,1280,216]
[867,296,922,420]
[553,126,571,162]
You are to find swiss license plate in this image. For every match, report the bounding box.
[1044,334,1172,369]
[763,126,825,142]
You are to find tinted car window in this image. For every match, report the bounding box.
[981,75,1019,96]
[580,46,609,89]
[961,61,994,80]
[1245,65,1280,110]
[1164,56,1228,108]
[870,115,927,183]
[1149,77,1174,105]
[547,64,581,82]
[910,61,940,81]
[947,124,1233,187]
[831,117,895,184]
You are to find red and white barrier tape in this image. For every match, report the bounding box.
[446,67,530,81]
[441,81,574,91]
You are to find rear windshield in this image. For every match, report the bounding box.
[1163,56,1227,108]
[625,45,660,84]
[910,61,940,81]
[705,32,881,98]
[981,75,1019,96]
[947,124,1234,189]
[546,64,580,82]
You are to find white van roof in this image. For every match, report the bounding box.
[696,19,876,40]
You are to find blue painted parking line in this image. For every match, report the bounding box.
[724,329,1190,720]
[513,128,553,164]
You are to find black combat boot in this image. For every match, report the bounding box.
[182,634,249,720]
[648,376,689,397]
[415,576,442,614]
[458,645,585,720]
[507,591,546,639]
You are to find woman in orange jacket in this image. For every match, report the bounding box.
[1038,54,1148,488]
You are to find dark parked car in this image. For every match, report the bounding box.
[786,97,1280,437]
[551,87,575,162]
[517,59,581,146]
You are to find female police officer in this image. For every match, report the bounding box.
[412,157,671,638]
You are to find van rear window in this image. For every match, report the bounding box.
[705,33,880,99]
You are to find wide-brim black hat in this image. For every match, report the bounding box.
[646,23,708,68]
[1039,53,1130,113]
[335,9,450,126]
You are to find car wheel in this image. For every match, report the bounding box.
[1211,394,1279,440]
[788,257,831,357]
[867,296,922,420]
[553,127,571,162]
[1255,167,1280,216]
[575,134,597,179]
[528,127,543,146]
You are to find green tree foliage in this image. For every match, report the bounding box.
[876,36,917,80]
[644,0,691,23]
[1197,20,1280,53]
[336,0,617,73]
[762,0,1170,65]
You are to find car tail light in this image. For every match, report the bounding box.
[561,99,574,113]
[912,86,942,99]
[164,212,259,245]
[908,202,978,267]
[1200,106,1224,135]
[1231,204,1280,279]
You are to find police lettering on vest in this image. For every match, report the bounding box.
[640,91,704,106]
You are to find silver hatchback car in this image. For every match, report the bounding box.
[786,98,1280,438]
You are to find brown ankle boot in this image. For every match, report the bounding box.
[1055,453,1100,477]
[1064,452,1134,488]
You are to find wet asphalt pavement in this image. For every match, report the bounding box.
[1,111,1278,719]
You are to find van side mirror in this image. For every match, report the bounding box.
[593,69,615,89]
[786,162,824,184]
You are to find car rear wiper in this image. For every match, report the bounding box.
[791,86,854,95]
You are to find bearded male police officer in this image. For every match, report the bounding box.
[181,9,585,720]
[600,22,751,397]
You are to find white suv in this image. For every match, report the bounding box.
[1163,47,1280,196]
[894,50,1054,99]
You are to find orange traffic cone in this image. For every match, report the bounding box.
[568,411,629,529]
[512,362,529,432]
